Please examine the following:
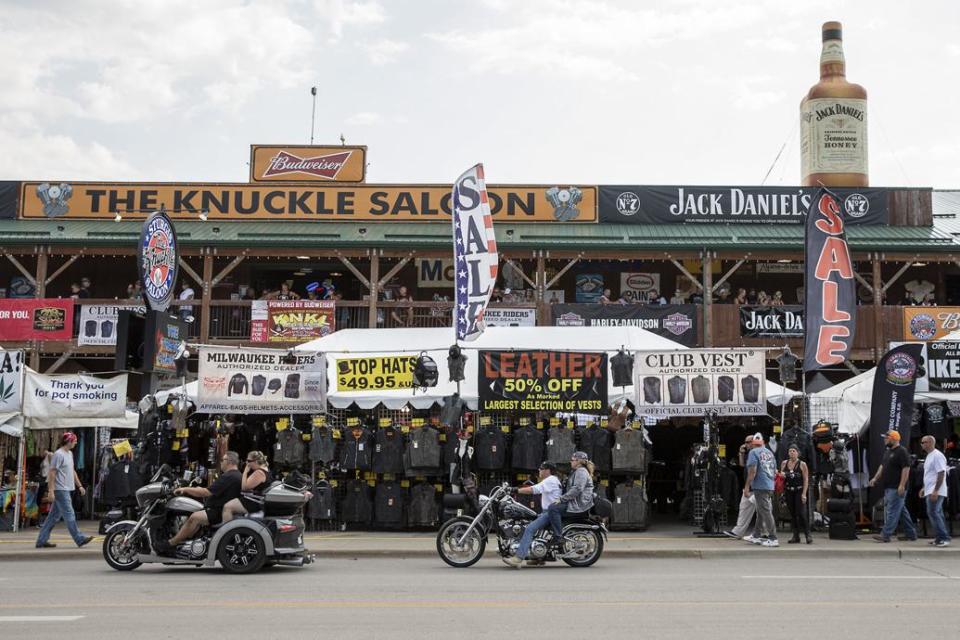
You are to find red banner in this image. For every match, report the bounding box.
[250,300,335,343]
[0,299,73,341]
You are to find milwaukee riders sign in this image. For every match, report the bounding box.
[250,145,366,183]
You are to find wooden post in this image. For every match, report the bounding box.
[200,252,213,342]
[368,253,379,328]
[872,255,883,361]
[535,252,547,326]
[32,249,49,370]
[703,253,713,347]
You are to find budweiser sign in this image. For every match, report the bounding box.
[263,150,352,179]
[250,145,367,182]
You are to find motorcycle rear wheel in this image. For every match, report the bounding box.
[436,517,486,568]
[218,527,267,574]
[102,524,143,571]
[561,529,603,568]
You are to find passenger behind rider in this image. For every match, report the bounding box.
[161,451,242,553]
[547,451,595,547]
[221,450,273,523]
[506,462,562,568]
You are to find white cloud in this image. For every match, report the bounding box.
[363,39,410,65]
[345,111,386,126]
[314,0,386,40]
[0,128,137,180]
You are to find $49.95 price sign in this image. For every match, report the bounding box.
[335,355,418,392]
[478,350,608,412]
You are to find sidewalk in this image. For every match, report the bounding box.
[2,521,955,561]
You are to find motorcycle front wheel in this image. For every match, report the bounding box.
[102,523,143,571]
[436,517,486,568]
[561,529,603,568]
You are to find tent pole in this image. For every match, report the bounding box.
[13,428,24,533]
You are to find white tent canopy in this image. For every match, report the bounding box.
[164,326,798,412]
[808,328,960,434]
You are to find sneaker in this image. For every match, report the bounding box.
[78,536,95,548]
[743,535,764,545]
[935,540,951,548]
[721,530,741,540]
[505,556,523,568]
[873,535,891,543]
[762,538,780,547]
[35,542,56,549]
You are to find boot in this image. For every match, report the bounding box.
[788,534,801,544]
[805,532,813,544]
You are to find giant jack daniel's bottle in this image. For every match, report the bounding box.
[800,21,868,187]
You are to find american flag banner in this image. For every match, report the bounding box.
[453,163,498,341]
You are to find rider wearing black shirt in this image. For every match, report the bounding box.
[164,452,242,550]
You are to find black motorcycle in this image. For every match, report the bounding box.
[102,465,311,574]
[436,482,608,568]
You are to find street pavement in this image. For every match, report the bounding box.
[2,554,960,639]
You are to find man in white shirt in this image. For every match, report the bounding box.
[920,435,951,547]
[506,462,562,567]
[178,282,195,321]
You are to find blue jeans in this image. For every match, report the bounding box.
[36,490,86,546]
[881,488,917,540]
[516,511,552,560]
[926,495,950,543]
[547,502,569,537]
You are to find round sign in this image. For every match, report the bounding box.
[138,210,179,312]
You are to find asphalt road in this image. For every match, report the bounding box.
[2,554,959,639]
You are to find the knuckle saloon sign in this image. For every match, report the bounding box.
[478,350,608,412]
[19,182,597,223]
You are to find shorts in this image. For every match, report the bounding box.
[206,507,223,527]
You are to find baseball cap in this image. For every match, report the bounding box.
[752,432,764,444]
[539,462,558,473]
[63,432,78,443]
[882,430,901,441]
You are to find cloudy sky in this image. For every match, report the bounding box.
[1,0,958,187]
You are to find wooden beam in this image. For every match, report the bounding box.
[843,360,861,376]
[872,256,883,360]
[2,249,36,285]
[881,260,915,294]
[211,254,247,287]
[44,252,83,287]
[853,270,874,294]
[703,253,713,347]
[200,252,213,343]
[546,253,583,290]
[503,258,536,289]
[178,257,203,287]
[711,259,744,293]
[35,249,48,298]
[377,252,415,288]
[334,251,371,290]
[44,349,75,375]
[670,259,703,291]
[368,253,380,328]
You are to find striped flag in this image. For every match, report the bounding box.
[453,163,498,341]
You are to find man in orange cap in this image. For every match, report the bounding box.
[869,430,917,543]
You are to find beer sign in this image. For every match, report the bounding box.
[250,145,367,183]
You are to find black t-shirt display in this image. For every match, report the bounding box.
[880,446,911,490]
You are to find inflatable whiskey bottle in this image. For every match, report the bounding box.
[800,21,868,187]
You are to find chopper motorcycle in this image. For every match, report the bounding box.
[436,482,608,568]
[102,465,312,574]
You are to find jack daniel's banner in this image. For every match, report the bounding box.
[633,349,766,417]
[739,305,804,338]
[599,186,888,225]
[868,343,923,504]
[551,304,698,347]
[803,190,856,371]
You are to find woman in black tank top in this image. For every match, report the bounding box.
[222,451,272,523]
[780,445,811,544]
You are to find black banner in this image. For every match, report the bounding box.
[803,190,856,371]
[599,185,888,225]
[478,350,607,413]
[925,341,960,392]
[868,343,924,504]
[0,181,18,219]
[551,303,698,347]
[739,305,804,338]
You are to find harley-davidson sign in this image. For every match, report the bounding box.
[250,145,367,182]
[19,182,597,222]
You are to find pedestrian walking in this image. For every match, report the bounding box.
[743,433,778,547]
[35,432,94,549]
[870,430,917,543]
[920,435,950,547]
[781,445,811,544]
[723,435,759,540]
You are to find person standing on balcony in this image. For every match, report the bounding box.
[391,285,414,327]
[79,277,92,298]
[264,282,299,301]
[734,288,747,305]
[178,282,195,322]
